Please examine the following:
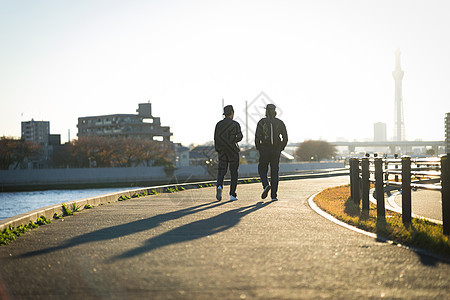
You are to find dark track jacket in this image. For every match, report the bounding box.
[214,118,243,154]
[255,117,288,151]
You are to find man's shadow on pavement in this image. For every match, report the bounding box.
[110,201,274,261]
[18,200,234,258]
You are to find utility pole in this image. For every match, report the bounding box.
[245,100,249,145]
[222,98,224,117]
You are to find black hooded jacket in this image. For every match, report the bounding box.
[255,117,288,151]
[214,117,243,154]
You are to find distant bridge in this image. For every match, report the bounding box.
[288,140,445,154]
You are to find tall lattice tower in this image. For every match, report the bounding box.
[392,48,406,141]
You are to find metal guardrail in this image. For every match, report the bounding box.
[349,154,450,235]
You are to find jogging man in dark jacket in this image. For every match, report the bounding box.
[214,105,243,201]
[255,104,288,201]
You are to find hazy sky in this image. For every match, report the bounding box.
[1,0,450,146]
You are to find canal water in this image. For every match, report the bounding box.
[0,188,129,221]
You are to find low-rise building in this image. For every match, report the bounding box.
[189,144,217,166]
[77,103,172,142]
[21,120,61,168]
[174,143,190,167]
[21,119,49,145]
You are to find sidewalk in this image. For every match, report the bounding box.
[1,177,449,299]
[392,189,443,222]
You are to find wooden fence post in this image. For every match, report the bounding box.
[441,154,450,235]
[401,156,412,225]
[353,159,360,205]
[374,157,385,218]
[349,158,355,202]
[361,157,370,212]
[349,158,360,204]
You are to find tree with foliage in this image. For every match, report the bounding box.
[294,140,337,161]
[426,148,435,156]
[54,136,175,168]
[0,137,41,169]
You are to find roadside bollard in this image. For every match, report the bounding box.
[349,158,355,202]
[361,157,370,212]
[374,157,385,218]
[350,158,360,204]
[401,156,412,225]
[352,158,360,205]
[441,154,450,235]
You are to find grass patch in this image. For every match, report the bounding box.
[118,195,131,201]
[314,184,450,257]
[1,216,52,246]
[132,191,148,198]
[71,202,81,213]
[62,203,74,216]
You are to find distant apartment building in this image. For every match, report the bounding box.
[21,119,61,168]
[21,119,50,145]
[373,122,387,142]
[77,103,172,142]
[446,113,450,153]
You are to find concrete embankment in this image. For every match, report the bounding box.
[0,182,208,232]
[0,162,344,191]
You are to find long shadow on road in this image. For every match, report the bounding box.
[110,200,274,261]
[18,200,235,258]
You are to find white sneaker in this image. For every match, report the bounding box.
[261,185,271,199]
[230,195,238,201]
[216,186,222,201]
[271,198,278,201]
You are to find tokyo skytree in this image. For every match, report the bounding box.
[392,48,406,141]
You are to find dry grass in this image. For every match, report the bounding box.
[314,185,450,257]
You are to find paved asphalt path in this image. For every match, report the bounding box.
[393,190,442,222]
[0,177,449,299]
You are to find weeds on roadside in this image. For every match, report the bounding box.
[118,195,131,201]
[62,203,74,216]
[1,217,52,246]
[71,203,81,212]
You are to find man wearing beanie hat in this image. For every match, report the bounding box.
[255,104,288,201]
[214,105,243,201]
